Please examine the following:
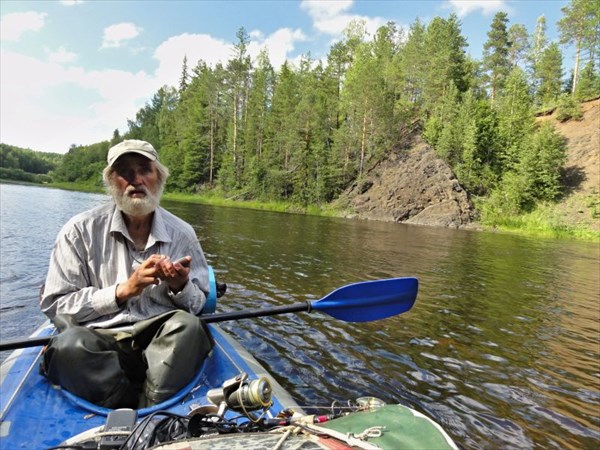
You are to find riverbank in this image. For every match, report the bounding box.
[177,190,599,242]
[2,179,597,242]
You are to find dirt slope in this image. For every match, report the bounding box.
[539,98,600,231]
[540,98,599,194]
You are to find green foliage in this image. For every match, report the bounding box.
[483,170,532,217]
[558,0,600,94]
[494,67,535,171]
[536,43,564,106]
[0,167,43,183]
[422,14,469,112]
[479,199,600,241]
[453,94,500,195]
[482,11,512,101]
[508,23,530,67]
[555,93,583,121]
[518,122,568,203]
[51,141,109,186]
[481,119,567,216]
[0,144,60,174]
[574,60,600,100]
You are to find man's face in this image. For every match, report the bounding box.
[108,154,162,216]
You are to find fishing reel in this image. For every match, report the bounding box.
[207,372,272,416]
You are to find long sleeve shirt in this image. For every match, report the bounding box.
[41,202,209,328]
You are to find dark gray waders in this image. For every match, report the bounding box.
[40,311,213,409]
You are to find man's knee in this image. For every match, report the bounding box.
[161,310,201,338]
[43,326,114,367]
[40,327,132,407]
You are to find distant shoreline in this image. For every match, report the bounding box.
[2,179,597,242]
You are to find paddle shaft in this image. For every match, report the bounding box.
[0,302,313,352]
[1,276,418,352]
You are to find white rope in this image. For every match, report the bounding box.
[352,425,386,440]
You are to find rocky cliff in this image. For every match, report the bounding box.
[338,98,599,230]
[339,134,475,228]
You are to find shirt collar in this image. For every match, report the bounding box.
[110,204,172,249]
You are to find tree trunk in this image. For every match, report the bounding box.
[209,113,215,185]
[360,110,367,175]
[571,41,581,94]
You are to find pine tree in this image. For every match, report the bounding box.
[483,11,512,102]
[454,94,499,195]
[558,0,600,94]
[508,24,530,68]
[244,49,275,197]
[518,121,567,203]
[221,28,252,191]
[110,129,122,147]
[263,61,299,199]
[575,60,600,100]
[530,15,548,70]
[395,18,427,108]
[125,87,174,149]
[154,86,180,186]
[176,61,215,190]
[529,15,548,99]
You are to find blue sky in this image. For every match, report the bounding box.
[1,0,571,154]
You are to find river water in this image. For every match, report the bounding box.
[1,183,598,449]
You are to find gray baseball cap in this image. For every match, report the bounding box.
[107,140,158,166]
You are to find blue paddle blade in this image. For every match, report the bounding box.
[310,277,418,322]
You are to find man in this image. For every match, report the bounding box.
[40,139,213,408]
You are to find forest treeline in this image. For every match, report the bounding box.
[2,1,599,224]
[0,144,61,183]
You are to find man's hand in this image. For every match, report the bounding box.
[155,256,191,294]
[115,254,164,305]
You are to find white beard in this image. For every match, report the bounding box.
[108,183,162,217]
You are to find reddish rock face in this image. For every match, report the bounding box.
[341,136,475,229]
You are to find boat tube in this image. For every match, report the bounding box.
[0,268,457,449]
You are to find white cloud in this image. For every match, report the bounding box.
[446,0,508,17]
[1,25,309,152]
[47,46,77,63]
[0,49,155,152]
[248,28,307,68]
[153,33,232,86]
[101,22,143,49]
[317,14,387,37]
[153,27,306,83]
[0,11,47,42]
[300,0,353,20]
[60,0,85,5]
[300,0,386,37]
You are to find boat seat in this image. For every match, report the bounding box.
[204,265,226,314]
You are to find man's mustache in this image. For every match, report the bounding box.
[125,186,148,196]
